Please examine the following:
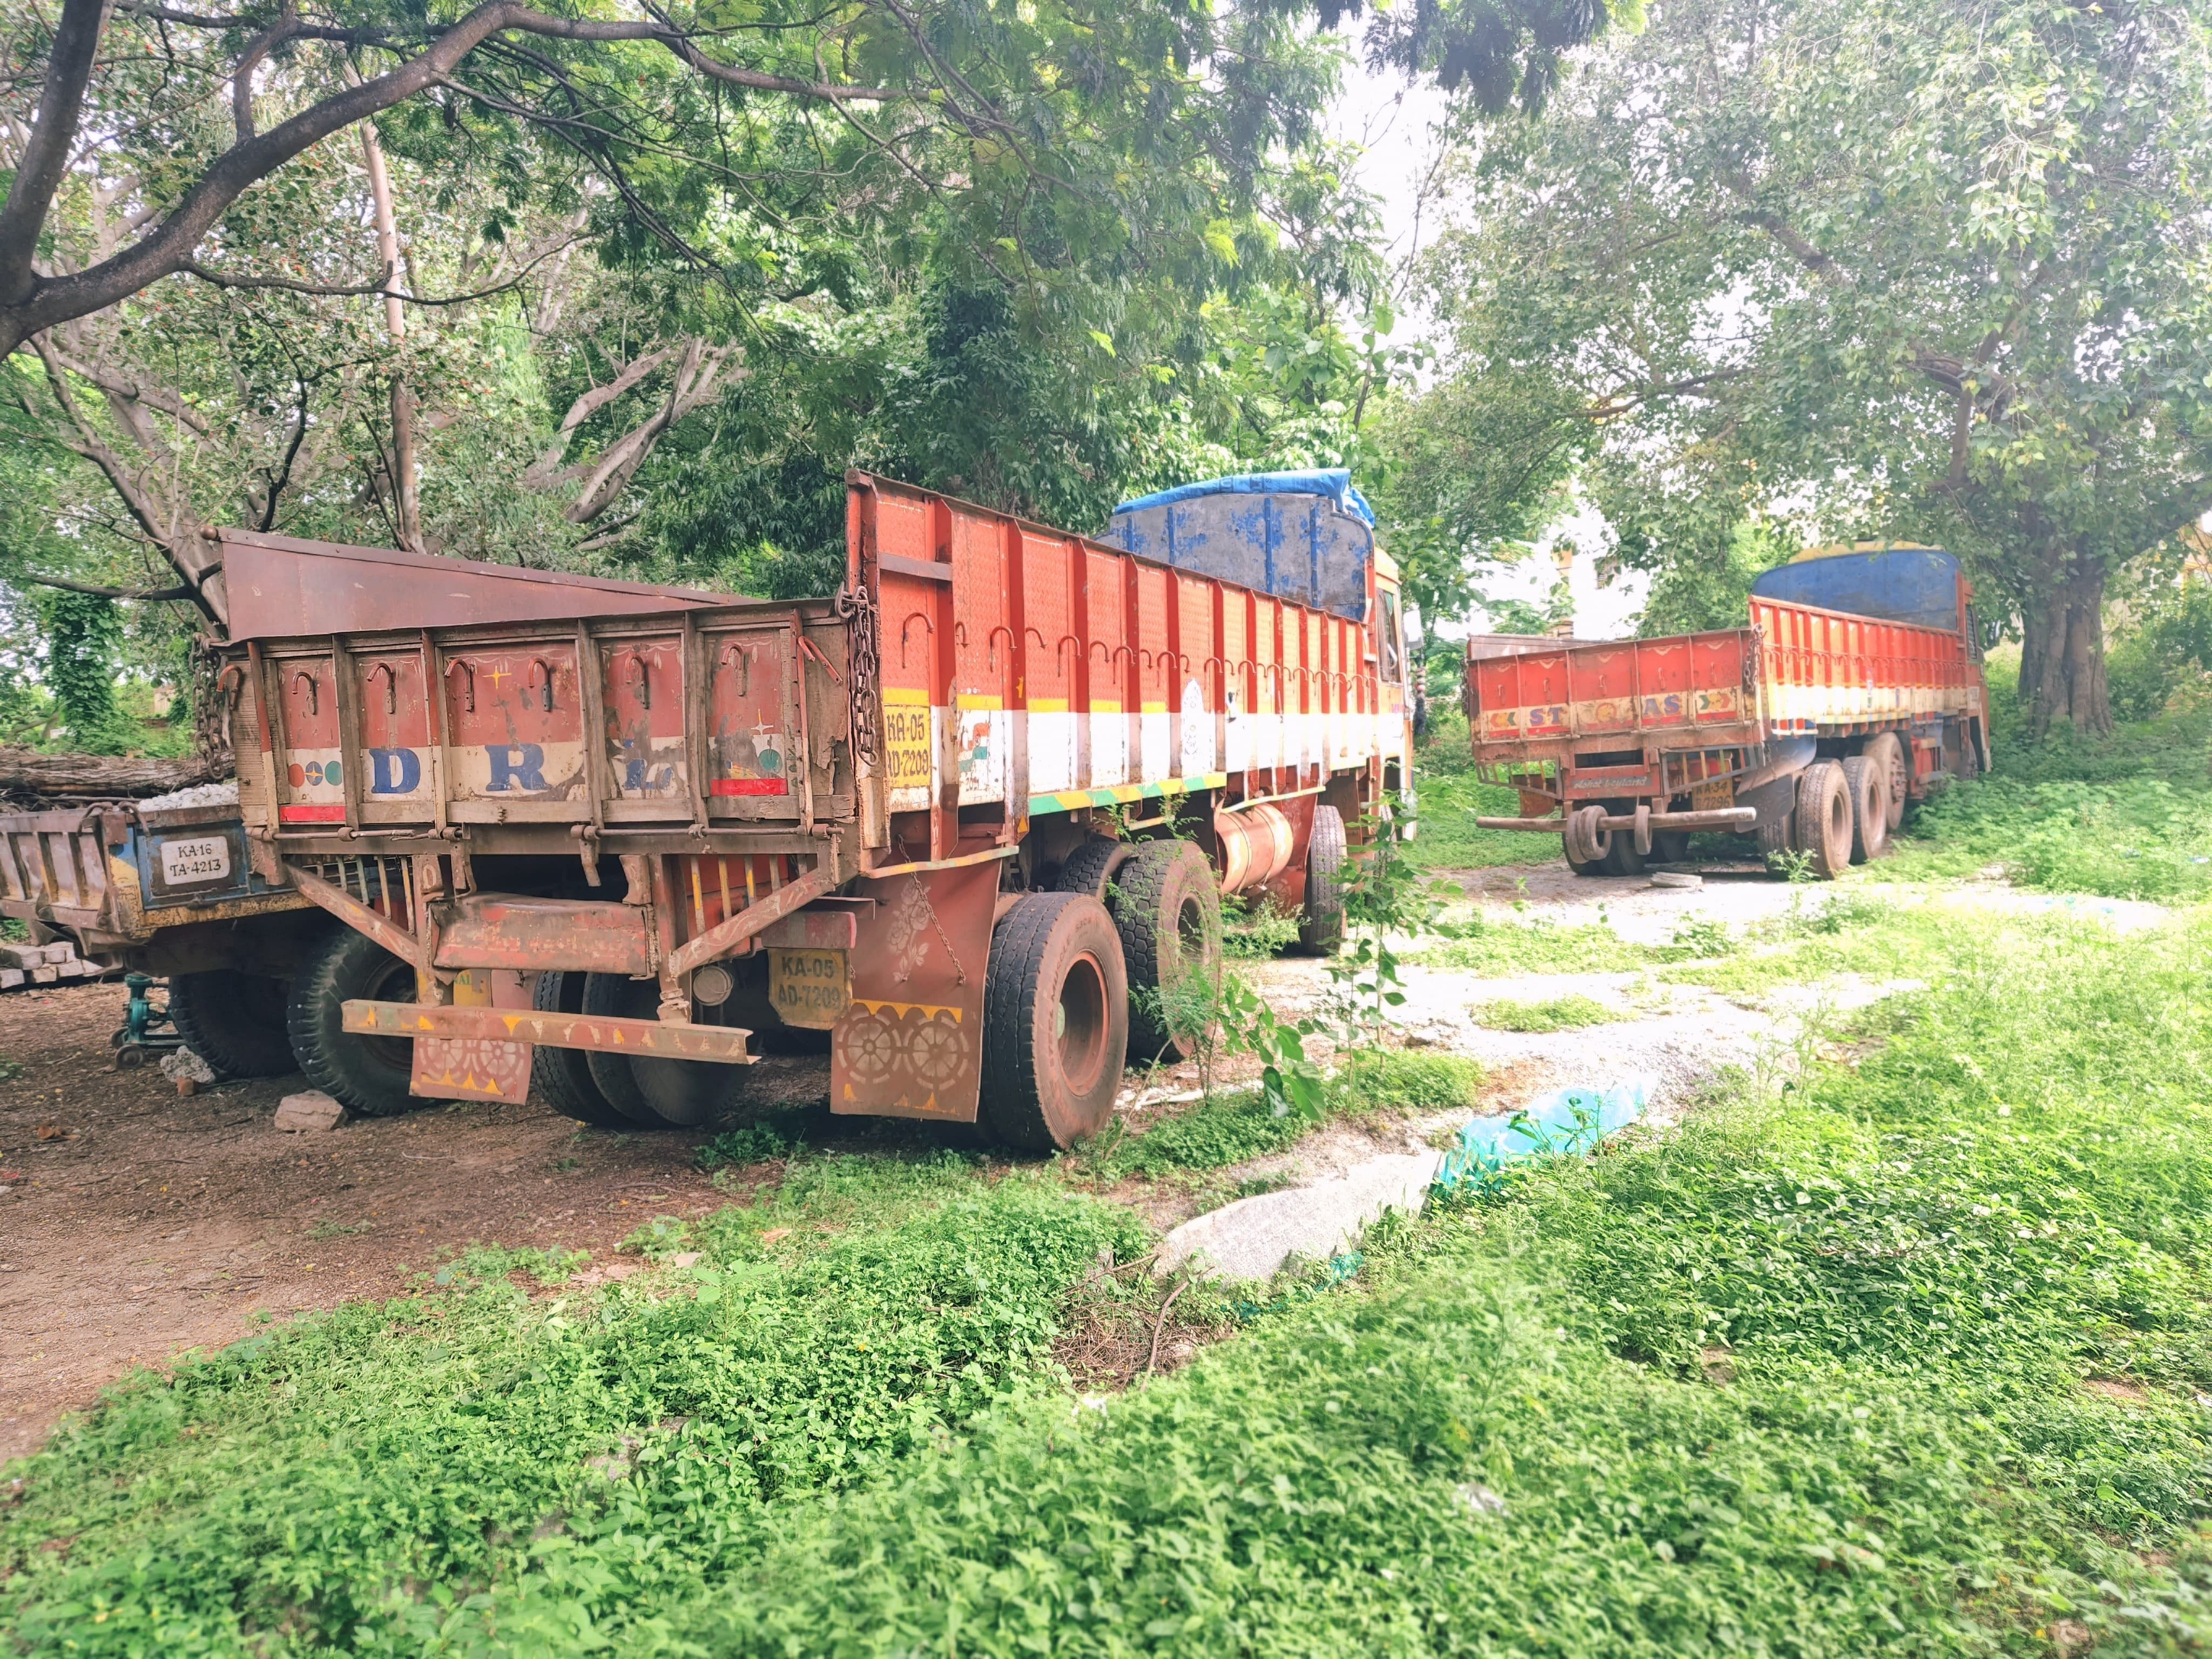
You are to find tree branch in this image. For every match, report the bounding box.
[0,0,107,308]
[2,1,938,355]
[18,571,196,600]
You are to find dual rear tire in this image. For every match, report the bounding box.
[981,892,1128,1150]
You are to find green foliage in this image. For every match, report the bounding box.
[1414,0,2212,731]
[36,590,129,755]
[628,913,2212,1654]
[0,1156,1143,1655]
[1086,1049,1484,1178]
[1471,993,1621,1032]
[2106,584,2212,723]
[1411,916,1666,976]
[1635,518,1796,638]
[1403,706,1565,871]
[1892,778,2212,902]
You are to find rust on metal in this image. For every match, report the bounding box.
[430,894,652,976]
[665,865,834,978]
[343,999,757,1063]
[830,858,997,1123]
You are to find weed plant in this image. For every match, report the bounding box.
[1404,707,1561,871]
[1888,776,2212,900]
[1471,993,1622,1031]
[0,1155,1143,1654]
[653,912,2212,1654]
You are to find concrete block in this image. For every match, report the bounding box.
[30,966,58,983]
[274,1090,348,1132]
[1157,1150,1443,1282]
[0,968,21,989]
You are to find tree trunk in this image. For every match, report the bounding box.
[356,106,426,554]
[0,747,227,800]
[2018,563,2113,738]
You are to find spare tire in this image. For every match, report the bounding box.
[168,969,296,1078]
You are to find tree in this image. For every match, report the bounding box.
[1410,0,2212,733]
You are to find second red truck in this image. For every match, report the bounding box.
[1463,544,1991,877]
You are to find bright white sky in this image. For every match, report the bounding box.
[1326,51,1649,639]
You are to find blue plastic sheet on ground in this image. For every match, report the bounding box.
[1433,1076,1654,1196]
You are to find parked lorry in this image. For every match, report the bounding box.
[46,469,1410,1148]
[0,531,744,1064]
[1462,544,1989,878]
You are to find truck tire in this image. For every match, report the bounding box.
[1840,754,1891,864]
[1115,840,1223,1064]
[531,970,630,1127]
[979,892,1127,1151]
[1792,763,1853,879]
[580,973,686,1129]
[1054,837,1135,902]
[1564,805,1609,875]
[286,928,424,1118]
[1863,731,1908,831]
[1296,804,1347,954]
[1601,817,1647,877]
[167,970,296,1078]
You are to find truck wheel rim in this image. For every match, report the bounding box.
[1056,950,1110,1094]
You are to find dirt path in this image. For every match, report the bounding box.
[0,984,736,1464]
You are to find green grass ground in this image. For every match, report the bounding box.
[11,696,2212,1656]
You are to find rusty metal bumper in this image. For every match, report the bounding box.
[1474,807,1759,834]
[341,1000,756,1063]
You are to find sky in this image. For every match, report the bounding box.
[1326,53,1649,640]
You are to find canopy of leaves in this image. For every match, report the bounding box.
[1407,0,2212,691]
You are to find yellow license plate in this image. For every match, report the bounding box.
[769,947,851,1029]
[1692,779,1735,811]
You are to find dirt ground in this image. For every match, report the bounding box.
[0,983,746,1464]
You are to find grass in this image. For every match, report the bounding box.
[1407,707,1562,871]
[246,905,2212,1657]
[0,1154,1144,1656]
[1885,775,2212,901]
[1470,992,1623,1031]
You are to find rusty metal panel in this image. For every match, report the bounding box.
[703,622,799,808]
[1021,530,1077,795]
[1083,547,1130,787]
[352,645,437,822]
[347,998,756,1062]
[432,894,652,975]
[830,859,996,1122]
[949,506,1011,806]
[272,652,344,825]
[440,639,590,820]
[219,530,729,640]
[756,906,863,950]
[412,968,535,1102]
[595,630,692,815]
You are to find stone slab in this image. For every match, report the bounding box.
[274,1090,348,1132]
[1157,1149,1443,1282]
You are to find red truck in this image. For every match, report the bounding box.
[1462,545,1990,877]
[188,469,1411,1145]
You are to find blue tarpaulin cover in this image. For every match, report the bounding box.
[1107,469,1374,621]
[1433,1076,1653,1196]
[1750,548,1961,632]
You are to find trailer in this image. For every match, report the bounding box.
[183,469,1409,1146]
[0,535,751,1072]
[1463,544,1988,878]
